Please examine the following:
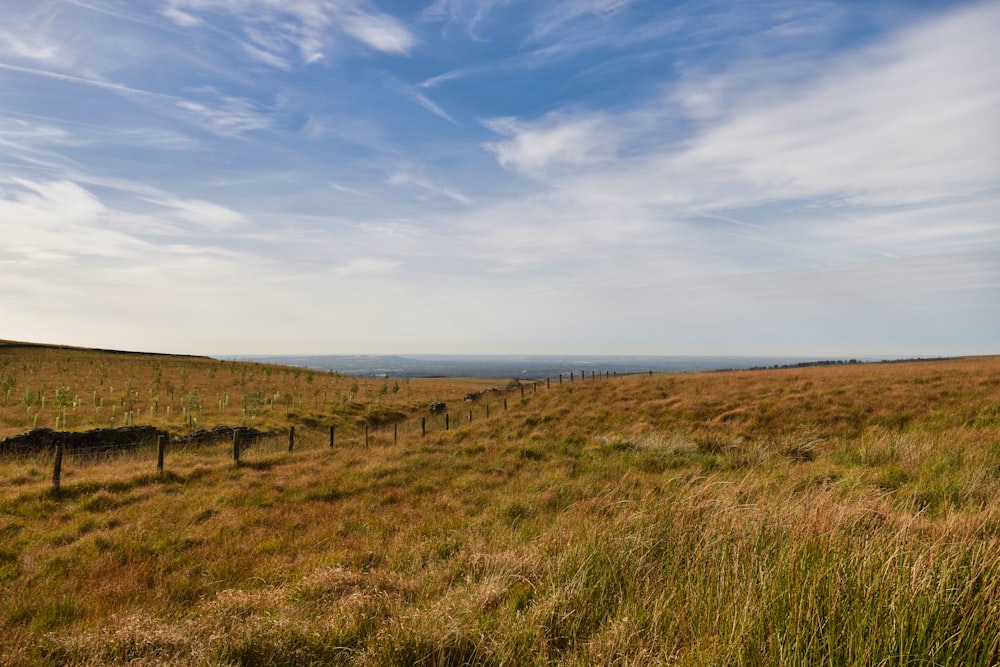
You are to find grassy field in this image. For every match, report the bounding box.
[1,343,1000,665]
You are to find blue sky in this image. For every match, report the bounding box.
[1,0,998,356]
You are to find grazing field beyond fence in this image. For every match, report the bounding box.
[1,343,1000,665]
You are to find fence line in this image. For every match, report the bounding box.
[0,372,631,492]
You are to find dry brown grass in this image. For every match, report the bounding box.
[1,345,999,665]
[0,341,509,442]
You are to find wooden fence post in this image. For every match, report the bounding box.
[486,404,490,418]
[394,423,398,445]
[52,442,63,492]
[547,378,551,389]
[233,430,240,464]
[157,435,165,474]
[329,425,335,448]
[421,417,426,436]
[446,413,450,431]
[559,374,563,385]
[503,398,507,411]
[520,385,525,400]
[288,425,295,452]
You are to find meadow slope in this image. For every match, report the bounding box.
[1,346,999,665]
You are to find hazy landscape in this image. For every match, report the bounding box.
[3,1,998,665]
[224,354,898,380]
[2,341,999,665]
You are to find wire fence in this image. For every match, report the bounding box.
[0,371,633,493]
[2,392,484,491]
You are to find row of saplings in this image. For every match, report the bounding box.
[0,379,527,454]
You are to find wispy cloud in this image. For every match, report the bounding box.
[0,114,197,177]
[153,196,249,231]
[162,0,417,67]
[160,5,201,27]
[443,0,1000,308]
[400,86,458,124]
[417,69,467,89]
[175,94,272,136]
[0,116,95,176]
[667,3,1000,208]
[0,117,76,149]
[0,3,75,67]
[0,175,281,352]
[329,182,367,196]
[3,0,996,354]
[0,176,253,254]
[240,40,292,70]
[485,1,1000,211]
[423,0,677,66]
[421,0,512,40]
[0,62,273,139]
[388,171,472,205]
[529,0,632,40]
[340,8,416,54]
[483,112,617,176]
[0,178,145,263]
[113,127,199,150]
[0,62,175,102]
[0,29,60,64]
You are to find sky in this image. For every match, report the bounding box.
[1,0,998,357]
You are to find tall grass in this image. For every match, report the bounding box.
[1,348,999,665]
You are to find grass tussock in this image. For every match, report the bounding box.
[1,347,1000,664]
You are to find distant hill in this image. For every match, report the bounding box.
[0,339,208,359]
